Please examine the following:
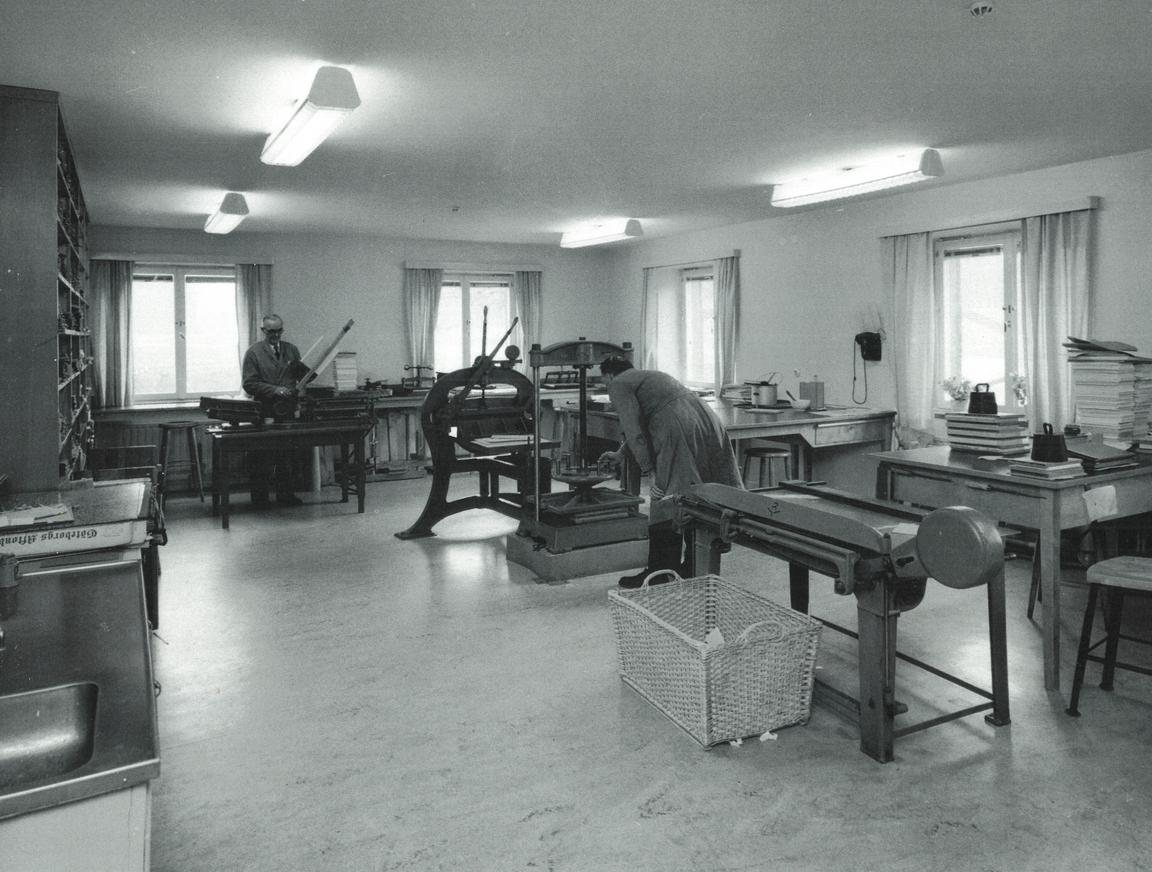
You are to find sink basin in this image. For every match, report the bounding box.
[0,683,98,789]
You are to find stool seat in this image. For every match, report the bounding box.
[1086,555,1152,592]
[741,445,792,489]
[158,420,205,504]
[1067,555,1152,716]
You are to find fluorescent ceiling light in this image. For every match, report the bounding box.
[204,192,249,234]
[261,66,361,167]
[560,218,643,248]
[770,149,944,208]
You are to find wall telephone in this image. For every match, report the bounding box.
[854,331,882,361]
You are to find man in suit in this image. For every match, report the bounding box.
[241,314,309,507]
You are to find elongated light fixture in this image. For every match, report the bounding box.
[560,218,643,248]
[204,192,249,234]
[770,149,944,208]
[261,66,361,166]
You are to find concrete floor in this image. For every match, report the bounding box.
[150,476,1152,872]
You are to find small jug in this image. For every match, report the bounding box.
[968,383,998,415]
[1031,423,1068,463]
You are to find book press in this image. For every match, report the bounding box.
[395,332,652,579]
[675,481,1011,762]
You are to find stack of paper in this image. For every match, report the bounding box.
[945,412,1030,455]
[1007,457,1085,480]
[1065,336,1152,442]
[333,352,359,392]
[1065,439,1140,474]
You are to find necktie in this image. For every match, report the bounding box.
[273,344,280,360]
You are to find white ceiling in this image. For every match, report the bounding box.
[3,0,1152,245]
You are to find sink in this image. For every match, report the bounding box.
[0,683,98,789]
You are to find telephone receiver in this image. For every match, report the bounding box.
[855,331,882,362]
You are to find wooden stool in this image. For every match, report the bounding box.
[159,421,205,503]
[1066,555,1152,716]
[742,445,792,489]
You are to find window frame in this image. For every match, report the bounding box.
[434,272,513,374]
[130,264,239,404]
[931,226,1023,413]
[679,265,716,390]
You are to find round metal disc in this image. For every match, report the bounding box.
[916,505,1003,589]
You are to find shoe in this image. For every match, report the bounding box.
[276,494,304,506]
[618,526,684,588]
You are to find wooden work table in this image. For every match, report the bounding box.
[549,398,895,491]
[872,445,1152,696]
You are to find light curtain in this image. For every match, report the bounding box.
[404,267,443,370]
[90,259,134,409]
[1020,209,1093,426]
[883,233,936,447]
[235,263,274,363]
[511,270,543,368]
[713,255,740,394]
[639,267,657,368]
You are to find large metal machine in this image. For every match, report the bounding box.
[396,318,559,539]
[516,339,647,554]
[676,481,1011,762]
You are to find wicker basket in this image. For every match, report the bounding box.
[608,571,822,747]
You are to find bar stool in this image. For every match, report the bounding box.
[1066,555,1152,716]
[158,421,205,504]
[742,444,792,489]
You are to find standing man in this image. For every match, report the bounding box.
[242,314,308,507]
[597,356,743,587]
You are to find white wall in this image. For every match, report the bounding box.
[604,148,1152,412]
[89,227,615,386]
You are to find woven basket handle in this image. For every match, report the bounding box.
[734,618,787,645]
[640,569,682,588]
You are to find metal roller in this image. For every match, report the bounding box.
[916,505,1004,589]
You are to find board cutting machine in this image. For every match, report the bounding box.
[676,481,1010,763]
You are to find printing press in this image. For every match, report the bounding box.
[676,481,1010,762]
[396,318,562,539]
[518,339,647,554]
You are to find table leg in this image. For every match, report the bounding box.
[211,440,221,516]
[355,437,366,513]
[855,584,898,763]
[1037,502,1062,691]
[220,447,231,530]
[788,563,810,613]
[985,563,1011,725]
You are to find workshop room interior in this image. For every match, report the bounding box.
[3,1,1152,870]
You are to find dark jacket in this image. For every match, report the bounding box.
[242,340,307,415]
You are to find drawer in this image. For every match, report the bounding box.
[887,468,1045,528]
[814,419,887,446]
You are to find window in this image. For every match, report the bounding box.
[934,230,1023,410]
[131,266,240,402]
[434,274,512,374]
[682,267,716,387]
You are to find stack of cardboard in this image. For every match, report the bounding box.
[333,351,359,392]
[1007,457,1085,480]
[1065,337,1152,444]
[945,412,1030,455]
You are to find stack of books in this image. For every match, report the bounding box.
[945,412,1030,455]
[1065,336,1152,442]
[333,352,359,392]
[1065,439,1140,474]
[1008,457,1085,480]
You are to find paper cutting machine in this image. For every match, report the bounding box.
[676,481,1010,762]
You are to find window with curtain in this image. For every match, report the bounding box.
[934,229,1024,411]
[130,265,240,402]
[433,274,513,373]
[644,262,721,389]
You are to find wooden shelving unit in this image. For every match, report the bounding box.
[0,84,94,491]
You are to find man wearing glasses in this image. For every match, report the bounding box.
[241,314,308,507]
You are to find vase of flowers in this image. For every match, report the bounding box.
[941,376,971,409]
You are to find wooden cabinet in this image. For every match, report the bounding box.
[0,84,93,491]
